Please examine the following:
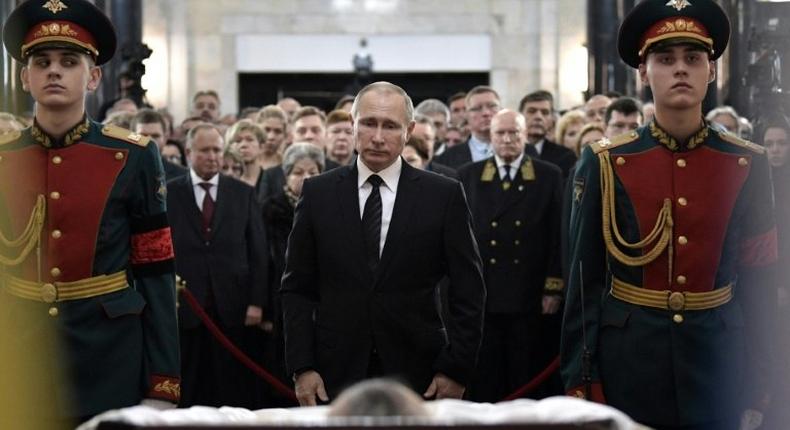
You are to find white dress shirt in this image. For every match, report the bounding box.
[494,153,524,181]
[190,169,219,211]
[532,139,545,155]
[357,157,402,256]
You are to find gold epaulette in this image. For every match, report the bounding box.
[590,130,639,154]
[717,130,765,155]
[0,130,21,146]
[101,125,150,147]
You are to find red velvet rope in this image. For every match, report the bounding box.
[179,287,298,403]
[179,287,559,405]
[501,356,560,401]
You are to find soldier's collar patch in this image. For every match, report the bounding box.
[30,115,89,148]
[649,119,708,152]
[480,159,496,182]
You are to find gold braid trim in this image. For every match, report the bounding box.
[599,151,674,283]
[0,195,46,267]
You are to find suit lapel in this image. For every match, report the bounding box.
[209,175,229,236]
[336,165,368,275]
[375,161,420,282]
[178,175,205,238]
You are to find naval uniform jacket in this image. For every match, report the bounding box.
[560,121,777,427]
[458,155,564,314]
[0,119,180,417]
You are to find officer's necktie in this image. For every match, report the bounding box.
[362,174,384,270]
[502,165,512,190]
[199,182,215,237]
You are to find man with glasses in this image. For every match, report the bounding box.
[521,91,577,178]
[436,86,501,169]
[603,97,643,139]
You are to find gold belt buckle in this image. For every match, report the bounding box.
[667,291,685,312]
[40,283,58,303]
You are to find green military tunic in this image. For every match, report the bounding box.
[0,119,180,417]
[561,121,777,427]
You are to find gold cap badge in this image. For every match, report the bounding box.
[666,0,692,11]
[42,0,69,14]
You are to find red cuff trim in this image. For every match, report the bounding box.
[739,227,779,268]
[148,375,180,403]
[131,227,175,265]
[567,383,606,404]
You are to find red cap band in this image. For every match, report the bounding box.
[639,16,713,58]
[21,20,98,58]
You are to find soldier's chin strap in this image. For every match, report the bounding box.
[0,194,46,267]
[599,151,674,284]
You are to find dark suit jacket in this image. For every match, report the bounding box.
[167,174,269,329]
[434,139,473,169]
[257,159,341,203]
[426,160,458,179]
[458,156,564,314]
[281,160,486,396]
[525,140,577,178]
[163,159,187,181]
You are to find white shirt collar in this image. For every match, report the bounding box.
[533,139,545,155]
[357,156,402,191]
[494,153,524,171]
[190,169,220,187]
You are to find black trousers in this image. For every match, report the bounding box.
[469,312,537,402]
[179,307,259,408]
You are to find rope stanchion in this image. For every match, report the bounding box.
[501,356,560,401]
[178,287,298,403]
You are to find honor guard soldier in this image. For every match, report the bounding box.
[561,1,777,429]
[0,0,180,421]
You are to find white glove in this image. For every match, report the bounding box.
[140,398,177,410]
[739,409,764,430]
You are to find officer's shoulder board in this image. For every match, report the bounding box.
[0,130,21,146]
[590,130,639,154]
[716,129,765,155]
[101,125,150,147]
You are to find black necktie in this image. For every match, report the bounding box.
[199,182,214,237]
[362,175,383,270]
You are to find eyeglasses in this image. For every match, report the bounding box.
[467,103,501,113]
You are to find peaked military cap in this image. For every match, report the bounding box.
[2,0,117,65]
[618,0,730,68]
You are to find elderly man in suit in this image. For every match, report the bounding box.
[167,123,269,408]
[458,110,564,402]
[282,81,486,406]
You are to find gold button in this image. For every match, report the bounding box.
[673,314,684,324]
[115,152,124,160]
[514,240,520,246]
[677,197,688,206]
[51,229,62,239]
[50,267,61,277]
[616,157,626,166]
[41,283,57,303]
[515,220,522,227]
[490,240,497,247]
[668,292,685,311]
[678,236,688,245]
[491,221,498,228]
[489,258,497,265]
[676,275,687,285]
[48,307,59,317]
[738,157,748,167]
[0,155,3,162]
[50,191,60,200]
[676,159,687,168]
[514,259,520,264]
[52,155,62,165]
